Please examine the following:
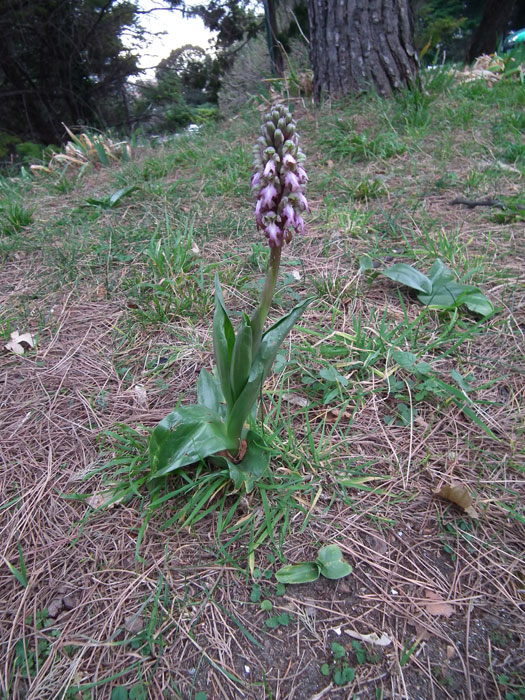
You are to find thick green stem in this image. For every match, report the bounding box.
[250,245,282,355]
[225,246,282,448]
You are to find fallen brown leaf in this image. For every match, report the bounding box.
[423,590,454,618]
[413,623,431,640]
[432,483,479,518]
[125,613,144,634]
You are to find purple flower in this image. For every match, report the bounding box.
[260,184,277,208]
[251,104,308,247]
[281,203,296,228]
[264,159,277,178]
[265,221,282,247]
[297,166,308,183]
[297,193,309,211]
[284,171,300,192]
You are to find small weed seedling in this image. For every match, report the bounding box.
[320,642,355,686]
[275,544,352,584]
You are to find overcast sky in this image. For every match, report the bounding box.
[137,0,215,74]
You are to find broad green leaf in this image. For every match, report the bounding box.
[275,562,320,584]
[316,544,353,580]
[427,259,455,287]
[230,314,253,400]
[110,689,128,700]
[418,282,493,316]
[381,263,432,295]
[197,368,223,415]
[227,430,270,492]
[226,297,312,440]
[213,275,235,409]
[149,405,237,478]
[460,291,494,317]
[319,559,353,579]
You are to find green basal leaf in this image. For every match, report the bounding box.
[319,559,353,579]
[197,368,224,415]
[418,282,493,316]
[213,275,235,409]
[226,296,313,440]
[381,263,432,295]
[230,314,253,401]
[460,291,494,317]
[427,259,455,287]
[227,430,270,492]
[149,405,237,478]
[316,544,353,580]
[316,544,345,564]
[275,562,320,584]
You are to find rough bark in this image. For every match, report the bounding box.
[308,0,420,99]
[467,0,517,63]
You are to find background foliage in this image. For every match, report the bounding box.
[1,0,525,167]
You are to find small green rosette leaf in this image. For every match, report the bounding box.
[316,545,353,580]
[149,405,238,478]
[213,275,235,409]
[381,263,433,295]
[230,314,253,401]
[226,296,312,440]
[275,562,320,584]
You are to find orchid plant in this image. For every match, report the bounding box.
[149,104,311,491]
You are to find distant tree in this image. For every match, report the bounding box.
[308,0,419,99]
[0,0,141,144]
[157,45,220,104]
[411,0,482,62]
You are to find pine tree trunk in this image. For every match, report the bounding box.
[308,0,419,99]
[467,0,517,63]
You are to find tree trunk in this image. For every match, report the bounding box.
[467,0,517,63]
[264,0,284,77]
[308,0,420,99]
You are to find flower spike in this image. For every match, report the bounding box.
[252,104,308,247]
